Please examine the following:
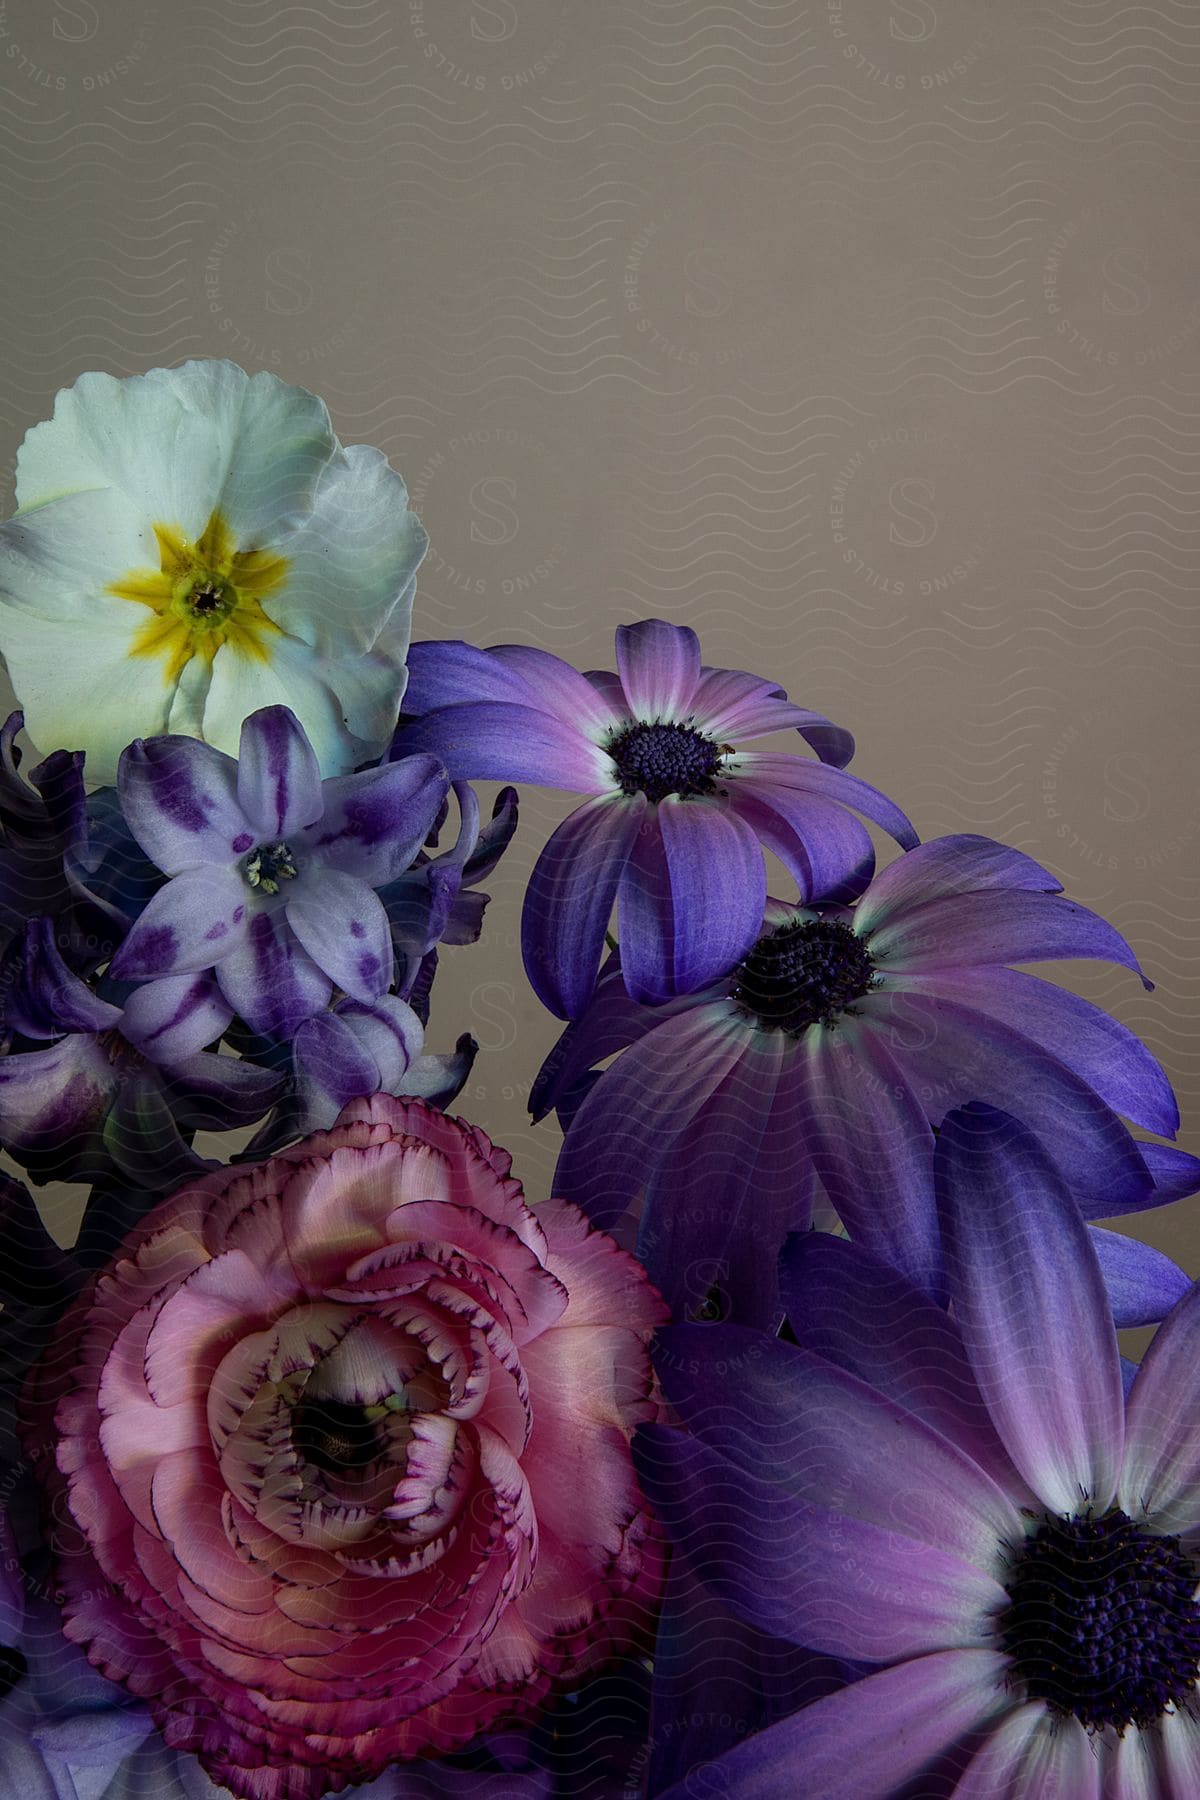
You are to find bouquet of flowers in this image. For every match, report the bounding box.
[0,359,1196,1799]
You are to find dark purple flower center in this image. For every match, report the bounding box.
[607,721,723,804]
[731,918,876,1034]
[1001,1509,1200,1731]
[242,841,298,896]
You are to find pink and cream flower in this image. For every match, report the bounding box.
[22,1095,667,1800]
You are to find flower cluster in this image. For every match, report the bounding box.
[0,362,1197,1800]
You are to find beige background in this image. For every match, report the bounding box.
[2,0,1198,1298]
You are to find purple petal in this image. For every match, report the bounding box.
[654,1325,1024,1568]
[553,1002,750,1229]
[0,1035,113,1158]
[117,735,252,874]
[294,1009,381,1115]
[936,1104,1124,1516]
[690,667,855,766]
[215,908,331,1038]
[1088,1226,1191,1329]
[952,1707,1096,1800]
[779,1233,1024,1496]
[635,1423,1005,1660]
[854,835,1061,937]
[729,778,876,904]
[617,801,766,1003]
[868,889,1150,986]
[120,971,234,1064]
[652,1650,1010,1800]
[792,1022,944,1299]
[334,995,424,1089]
[615,619,702,719]
[301,754,449,886]
[889,966,1178,1138]
[109,865,249,981]
[1136,1142,1200,1208]
[637,1029,811,1327]
[865,984,1153,1218]
[522,794,646,1020]
[10,917,122,1037]
[734,751,918,849]
[399,1035,477,1111]
[529,952,679,1123]
[286,870,393,1001]
[1120,1277,1200,1532]
[487,643,625,736]
[164,1049,284,1130]
[395,701,609,792]
[235,706,324,839]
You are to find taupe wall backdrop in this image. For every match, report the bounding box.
[2,0,1198,1288]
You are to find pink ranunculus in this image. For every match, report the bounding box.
[21,1096,667,1800]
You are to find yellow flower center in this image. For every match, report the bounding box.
[109,509,288,684]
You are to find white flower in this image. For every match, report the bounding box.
[0,361,428,783]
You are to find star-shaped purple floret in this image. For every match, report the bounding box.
[109,707,450,1040]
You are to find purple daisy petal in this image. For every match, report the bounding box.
[1161,1709,1200,1792]
[779,1234,1025,1497]
[617,800,766,1004]
[529,952,696,1123]
[652,1650,1011,1800]
[522,793,646,1020]
[729,779,876,904]
[655,1325,1024,1569]
[302,754,449,886]
[792,1021,943,1299]
[117,735,251,874]
[690,666,855,766]
[108,864,249,981]
[636,1030,808,1327]
[936,1104,1125,1517]
[285,869,393,1001]
[235,706,324,839]
[1088,1226,1191,1330]
[553,1003,750,1230]
[952,1706,1095,1799]
[733,751,918,850]
[853,835,1061,936]
[486,643,625,736]
[215,908,331,1038]
[396,700,609,791]
[889,966,1177,1138]
[402,637,613,724]
[1119,1277,1200,1533]
[120,971,234,1065]
[615,619,702,719]
[864,985,1153,1218]
[635,1422,1006,1661]
[867,889,1150,986]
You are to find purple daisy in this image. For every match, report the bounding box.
[535,833,1197,1322]
[635,1105,1200,1799]
[109,705,448,1039]
[393,619,916,1017]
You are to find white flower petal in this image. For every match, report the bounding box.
[0,488,148,621]
[201,633,402,776]
[0,603,176,781]
[15,362,336,545]
[266,443,427,656]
